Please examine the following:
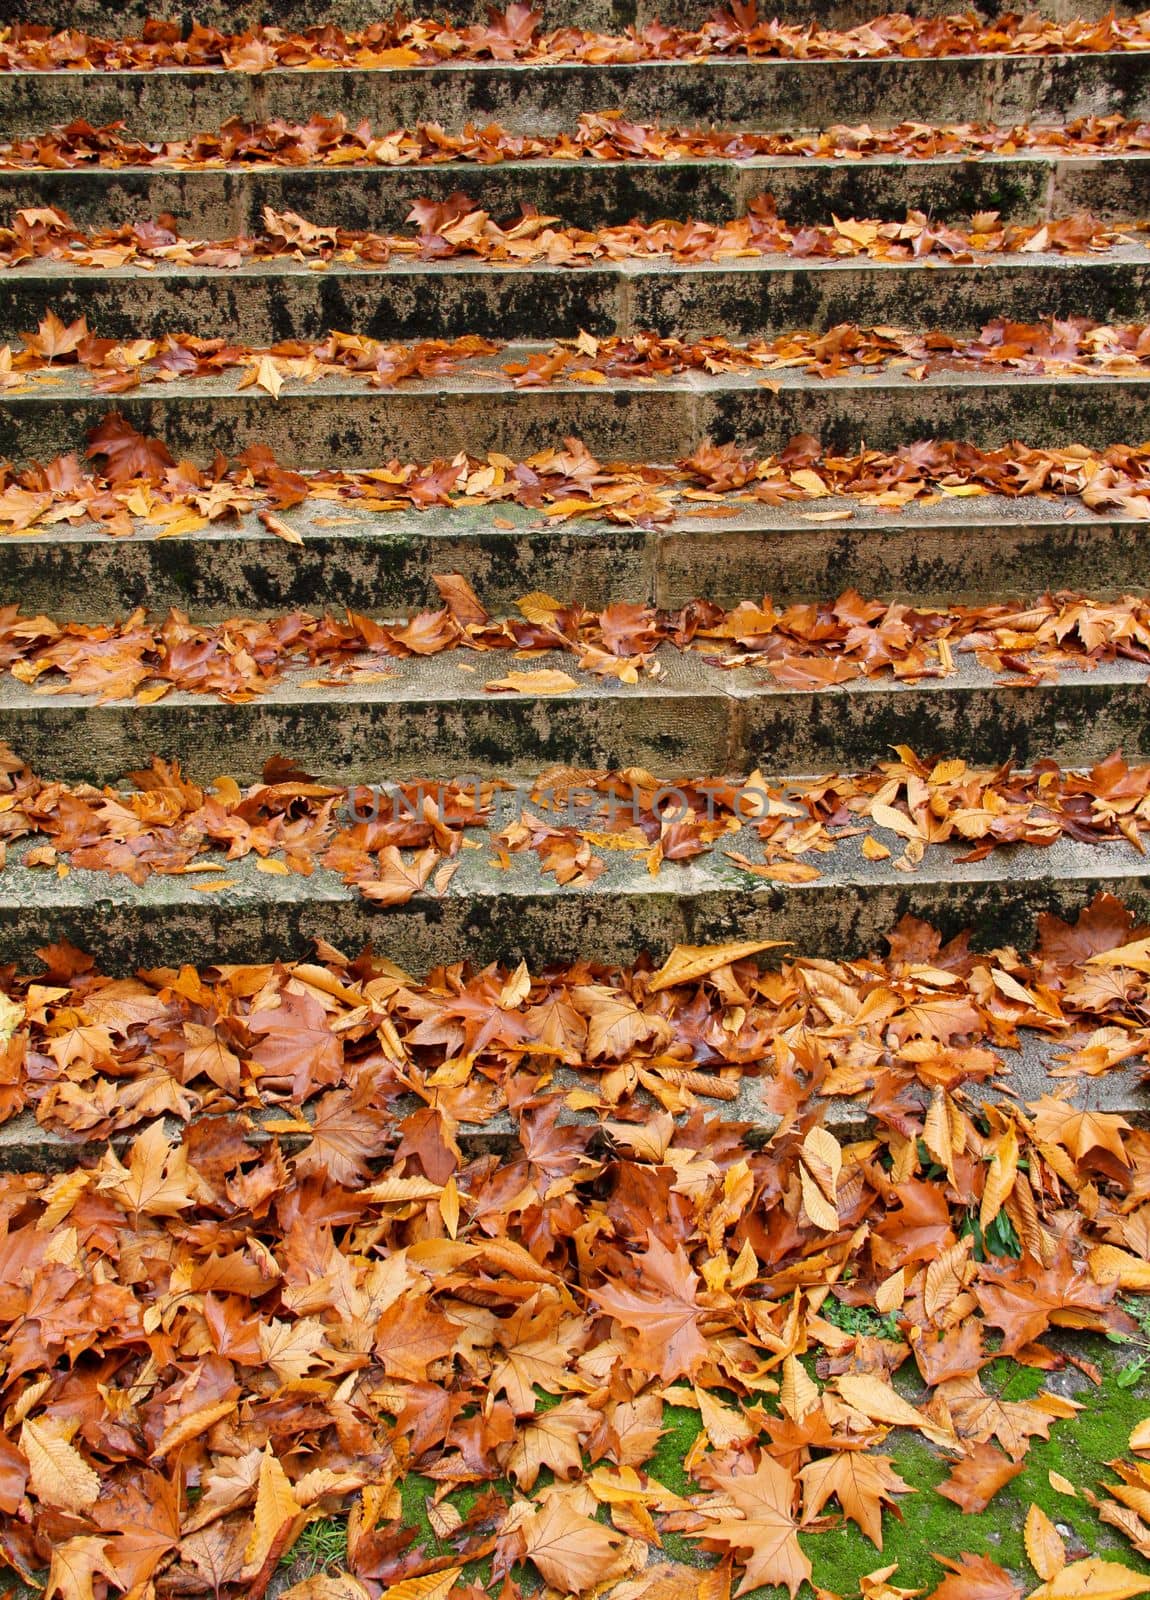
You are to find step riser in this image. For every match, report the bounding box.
[15,0,1147,34]
[3,258,1146,344]
[0,155,1141,235]
[6,378,1145,468]
[3,516,1147,619]
[2,869,1147,973]
[6,677,1146,784]
[3,57,1147,138]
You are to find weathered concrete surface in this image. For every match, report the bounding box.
[1,153,1144,235]
[4,364,1146,467]
[0,821,1148,971]
[4,498,1146,620]
[3,56,1149,140]
[12,0,1147,34]
[1,252,1146,345]
[2,652,1147,783]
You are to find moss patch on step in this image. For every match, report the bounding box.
[269,1321,1150,1597]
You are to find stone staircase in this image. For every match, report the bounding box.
[0,0,1149,987]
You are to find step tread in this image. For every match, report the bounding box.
[5,151,1147,174]
[0,1033,1143,1173]
[3,643,1145,710]
[3,798,1149,917]
[13,358,1150,401]
[12,243,1148,282]
[13,490,1140,546]
[2,808,1148,970]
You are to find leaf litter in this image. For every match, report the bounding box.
[3,111,1148,170]
[4,314,1149,398]
[5,581,1150,698]
[2,416,1150,538]
[3,742,1150,901]
[0,898,1148,1593]
[0,195,1141,274]
[4,2,1149,72]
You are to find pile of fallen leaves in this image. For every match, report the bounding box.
[0,196,1140,273]
[7,313,1150,396]
[3,2,1148,70]
[5,583,1150,699]
[2,743,1149,898]
[0,896,1148,1596]
[2,416,1148,537]
[5,111,1149,169]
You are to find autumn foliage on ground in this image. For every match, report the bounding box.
[6,314,1150,398]
[6,580,1150,699]
[4,112,1148,170]
[4,744,1150,902]
[0,197,1139,275]
[3,415,1150,538]
[3,3,1148,71]
[0,901,1149,1595]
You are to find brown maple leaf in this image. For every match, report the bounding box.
[696,1454,812,1599]
[592,1233,709,1382]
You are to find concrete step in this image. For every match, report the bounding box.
[13,0,1147,39]
[0,1030,1143,1172]
[3,251,1147,345]
[4,365,1146,467]
[3,498,1147,619]
[3,652,1147,784]
[1,805,1148,970]
[1,152,1143,235]
[3,57,1148,140]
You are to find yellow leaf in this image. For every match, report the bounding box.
[515,590,563,623]
[379,1573,463,1600]
[835,1374,958,1449]
[1089,1246,1150,1291]
[21,1418,99,1514]
[135,682,171,705]
[648,940,786,992]
[1050,1472,1078,1497]
[800,1165,838,1231]
[0,993,24,1044]
[255,355,284,399]
[833,215,879,245]
[43,1536,117,1600]
[244,1446,302,1577]
[1028,1559,1150,1600]
[780,1354,819,1421]
[1026,1503,1066,1581]
[484,669,580,695]
[869,801,922,841]
[875,1268,905,1316]
[1088,937,1150,973]
[439,1175,460,1240]
[695,1383,756,1447]
[980,1123,1020,1230]
[153,512,209,538]
[255,858,290,876]
[260,510,304,545]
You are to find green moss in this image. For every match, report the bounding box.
[647,1403,705,1498]
[266,1332,1150,1598]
